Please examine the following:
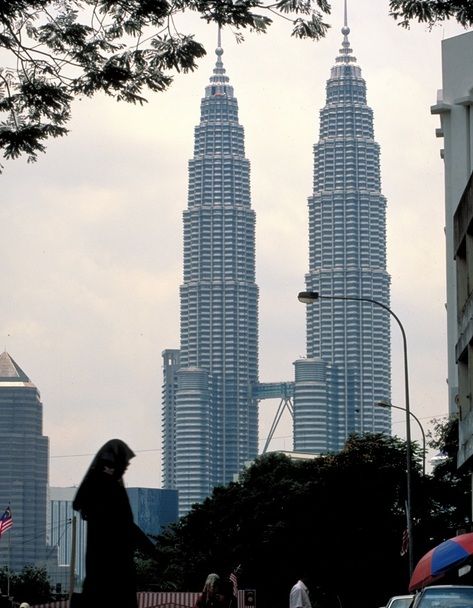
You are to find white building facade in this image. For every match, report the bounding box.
[432,30,473,422]
[432,30,473,468]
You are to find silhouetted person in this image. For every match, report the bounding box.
[73,439,155,608]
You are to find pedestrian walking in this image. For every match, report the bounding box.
[73,439,156,608]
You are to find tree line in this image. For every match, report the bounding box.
[138,420,471,608]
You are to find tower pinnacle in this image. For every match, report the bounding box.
[206,27,233,98]
[336,0,356,67]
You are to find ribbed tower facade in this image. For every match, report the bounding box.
[294,17,391,453]
[0,352,49,571]
[162,43,259,515]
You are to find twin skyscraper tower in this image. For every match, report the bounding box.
[162,17,391,515]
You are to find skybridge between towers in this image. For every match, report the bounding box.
[251,382,295,454]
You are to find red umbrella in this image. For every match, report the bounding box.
[409,533,473,592]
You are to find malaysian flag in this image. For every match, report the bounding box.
[0,506,13,538]
[400,529,409,557]
[229,566,240,597]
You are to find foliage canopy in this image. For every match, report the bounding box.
[0,0,331,167]
[149,435,422,608]
[0,565,53,604]
[389,0,473,28]
[0,1,472,168]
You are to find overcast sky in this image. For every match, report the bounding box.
[0,1,468,489]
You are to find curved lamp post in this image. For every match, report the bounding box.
[376,400,425,476]
[297,290,414,577]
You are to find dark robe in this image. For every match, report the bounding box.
[73,439,155,608]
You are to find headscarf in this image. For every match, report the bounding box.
[73,439,135,516]
[203,574,220,595]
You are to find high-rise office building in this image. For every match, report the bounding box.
[295,16,391,452]
[162,41,259,515]
[0,352,49,571]
[49,487,87,589]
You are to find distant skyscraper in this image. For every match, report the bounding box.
[162,40,259,515]
[49,487,87,587]
[295,13,391,453]
[0,352,49,571]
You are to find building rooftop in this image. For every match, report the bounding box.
[0,351,35,387]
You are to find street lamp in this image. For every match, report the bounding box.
[297,290,414,577]
[376,400,425,476]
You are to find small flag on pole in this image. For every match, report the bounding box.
[400,529,409,557]
[229,566,240,597]
[0,506,13,538]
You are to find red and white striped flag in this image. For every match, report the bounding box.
[229,568,239,597]
[400,529,409,557]
[0,506,13,538]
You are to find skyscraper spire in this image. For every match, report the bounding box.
[337,0,356,66]
[206,28,233,99]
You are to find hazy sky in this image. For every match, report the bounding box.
[0,1,468,489]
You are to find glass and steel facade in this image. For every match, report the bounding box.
[162,46,259,515]
[295,25,391,452]
[127,487,178,534]
[49,487,87,585]
[0,352,49,571]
